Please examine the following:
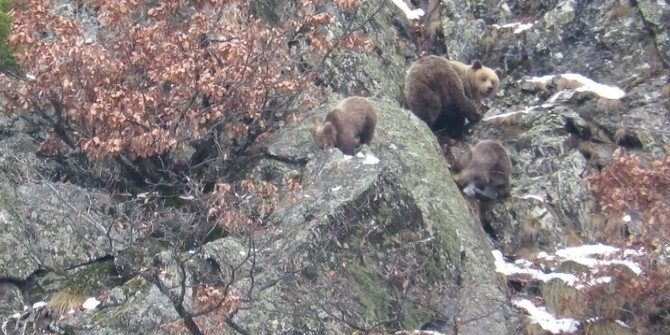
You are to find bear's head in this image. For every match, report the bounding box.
[455,169,489,192]
[469,60,502,100]
[455,170,500,199]
[310,119,337,150]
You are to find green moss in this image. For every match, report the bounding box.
[29,260,123,301]
[346,262,389,312]
[0,0,16,71]
[90,310,107,324]
[376,200,394,226]
[557,260,590,274]
[67,260,122,294]
[120,277,150,296]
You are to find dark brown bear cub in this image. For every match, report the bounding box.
[454,140,511,200]
[404,55,501,137]
[310,96,377,155]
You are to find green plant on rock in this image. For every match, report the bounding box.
[0,0,16,71]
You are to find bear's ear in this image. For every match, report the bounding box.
[472,60,483,70]
[495,68,503,78]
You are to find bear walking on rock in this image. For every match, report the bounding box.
[404,55,502,137]
[310,96,377,155]
[454,140,511,200]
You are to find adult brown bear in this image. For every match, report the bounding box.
[404,56,501,137]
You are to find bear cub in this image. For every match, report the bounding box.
[454,140,511,200]
[404,55,502,137]
[311,96,377,155]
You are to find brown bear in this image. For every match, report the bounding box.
[310,96,377,155]
[404,55,502,137]
[454,140,511,200]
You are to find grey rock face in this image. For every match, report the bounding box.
[224,99,512,334]
[465,0,669,254]
[0,131,134,277]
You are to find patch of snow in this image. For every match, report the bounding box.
[514,23,535,34]
[622,214,631,222]
[616,319,630,328]
[560,73,626,99]
[482,110,520,121]
[389,144,398,150]
[514,258,534,267]
[32,301,47,309]
[518,194,545,202]
[555,244,643,275]
[537,251,553,260]
[492,250,578,285]
[482,107,536,121]
[525,73,626,100]
[513,298,580,334]
[500,3,511,15]
[623,248,644,257]
[137,192,151,199]
[10,312,21,319]
[361,153,380,165]
[26,73,36,80]
[575,276,612,290]
[82,297,101,310]
[492,22,535,34]
[546,91,567,104]
[179,195,195,200]
[390,0,425,20]
[555,243,618,258]
[331,186,342,192]
[527,75,555,84]
[592,276,612,285]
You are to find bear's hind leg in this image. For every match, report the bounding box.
[358,114,376,146]
[435,113,466,138]
[407,84,443,127]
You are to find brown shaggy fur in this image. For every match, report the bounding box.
[404,55,502,137]
[310,96,377,155]
[454,140,511,199]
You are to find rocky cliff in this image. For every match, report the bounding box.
[0,0,668,334]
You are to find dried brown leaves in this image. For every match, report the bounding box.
[2,0,361,159]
